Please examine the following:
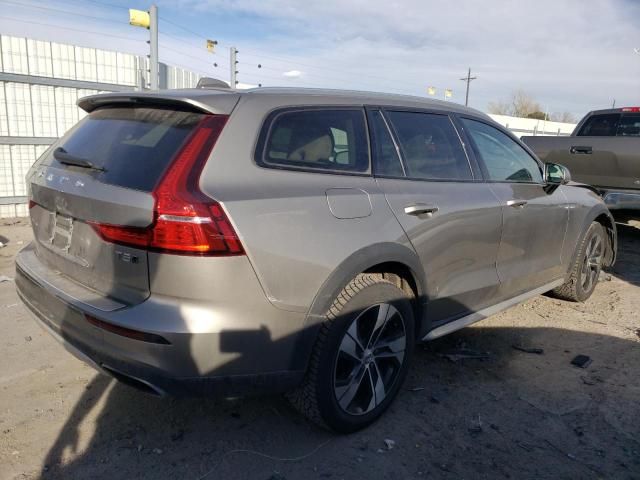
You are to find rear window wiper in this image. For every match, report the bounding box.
[53,147,106,172]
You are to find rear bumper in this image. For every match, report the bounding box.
[15,243,306,397]
[602,189,640,210]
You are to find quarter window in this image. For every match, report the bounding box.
[461,118,543,183]
[262,109,369,172]
[386,111,472,181]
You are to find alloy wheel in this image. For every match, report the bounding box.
[333,303,407,415]
[580,232,604,293]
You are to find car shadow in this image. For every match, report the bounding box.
[38,324,640,480]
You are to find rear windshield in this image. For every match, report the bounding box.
[617,114,640,136]
[576,113,620,136]
[55,106,206,191]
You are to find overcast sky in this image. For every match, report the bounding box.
[0,0,638,118]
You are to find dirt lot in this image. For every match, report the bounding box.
[0,216,638,480]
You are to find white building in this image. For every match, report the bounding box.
[488,114,576,138]
[0,34,202,217]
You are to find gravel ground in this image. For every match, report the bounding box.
[0,216,639,480]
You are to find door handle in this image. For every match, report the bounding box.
[570,146,592,154]
[404,203,439,216]
[506,199,528,208]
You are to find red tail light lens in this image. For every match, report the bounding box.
[90,114,244,256]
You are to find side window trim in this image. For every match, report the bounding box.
[365,107,406,178]
[456,114,545,185]
[381,107,478,182]
[253,106,372,176]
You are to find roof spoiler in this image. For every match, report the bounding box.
[77,90,240,115]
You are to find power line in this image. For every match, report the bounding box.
[0,0,127,25]
[3,0,456,97]
[66,0,129,10]
[0,16,143,43]
[155,15,431,92]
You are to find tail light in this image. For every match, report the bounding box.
[621,107,640,112]
[90,115,244,256]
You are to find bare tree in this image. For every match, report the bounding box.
[487,100,511,115]
[550,111,577,123]
[510,90,542,117]
[487,90,544,118]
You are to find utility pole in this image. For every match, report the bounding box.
[230,47,238,89]
[128,5,158,89]
[459,67,477,107]
[149,4,158,89]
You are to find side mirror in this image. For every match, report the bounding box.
[545,163,571,185]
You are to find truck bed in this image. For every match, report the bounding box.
[522,135,640,209]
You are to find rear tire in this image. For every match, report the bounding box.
[287,273,415,433]
[552,222,606,302]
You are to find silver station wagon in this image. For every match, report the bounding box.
[15,86,616,432]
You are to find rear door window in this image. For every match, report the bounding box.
[386,111,472,181]
[261,109,369,172]
[54,106,206,192]
[576,114,620,136]
[616,114,640,136]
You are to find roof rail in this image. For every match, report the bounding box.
[196,77,231,89]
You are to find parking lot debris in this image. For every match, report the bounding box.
[407,386,425,392]
[571,355,593,369]
[24,336,32,342]
[512,345,544,355]
[598,272,612,282]
[468,415,483,435]
[439,349,490,362]
[0,241,5,248]
[383,439,395,450]
[0,275,13,283]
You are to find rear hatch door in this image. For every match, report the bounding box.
[28,94,238,306]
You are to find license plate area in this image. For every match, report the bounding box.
[50,212,74,252]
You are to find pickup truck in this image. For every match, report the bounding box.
[522,107,640,210]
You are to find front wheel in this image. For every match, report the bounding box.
[552,221,606,302]
[287,273,415,433]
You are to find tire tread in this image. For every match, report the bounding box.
[286,273,397,429]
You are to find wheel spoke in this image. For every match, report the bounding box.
[370,361,386,406]
[336,365,367,410]
[347,321,365,352]
[339,332,362,362]
[375,335,406,353]
[367,303,390,349]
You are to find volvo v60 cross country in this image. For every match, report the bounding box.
[15,87,617,432]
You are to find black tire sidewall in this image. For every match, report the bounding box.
[314,281,415,433]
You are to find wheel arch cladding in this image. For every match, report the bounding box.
[289,242,426,373]
[592,209,617,267]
